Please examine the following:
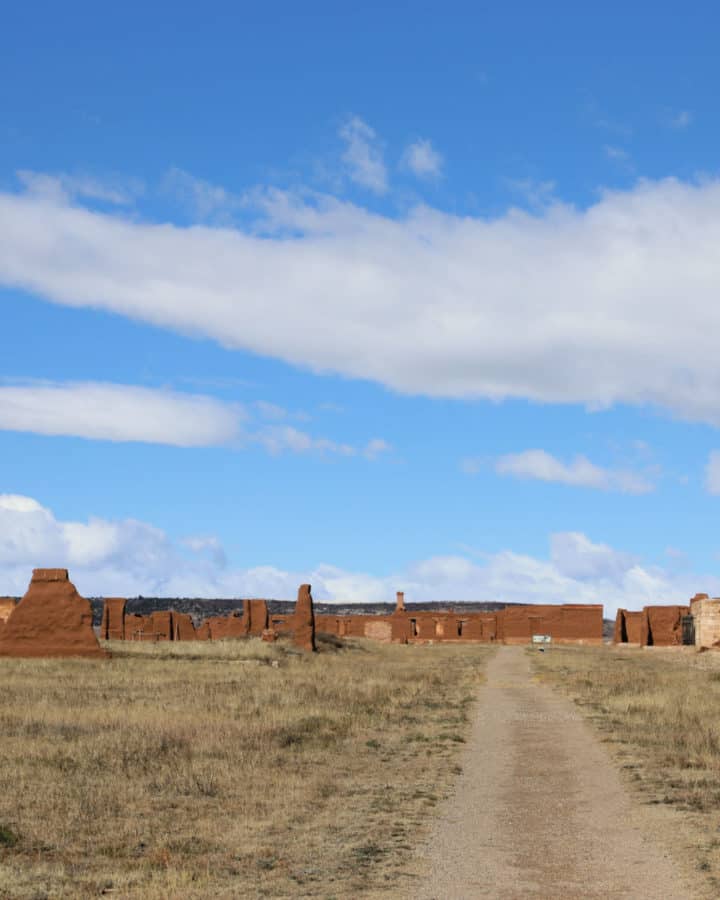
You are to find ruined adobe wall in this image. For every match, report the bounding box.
[0,569,106,658]
[500,605,603,645]
[247,600,269,636]
[290,584,316,651]
[100,598,126,640]
[613,609,644,644]
[173,612,197,641]
[641,605,689,646]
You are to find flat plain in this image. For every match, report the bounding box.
[0,638,489,898]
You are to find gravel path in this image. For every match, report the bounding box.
[410,646,703,899]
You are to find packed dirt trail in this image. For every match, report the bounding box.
[411,646,704,899]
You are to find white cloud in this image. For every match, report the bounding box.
[254,400,311,423]
[549,532,637,581]
[8,174,720,425]
[161,167,240,219]
[402,139,443,178]
[705,450,720,495]
[504,177,556,209]
[255,424,355,456]
[0,381,242,447]
[0,380,386,457]
[339,116,388,193]
[363,438,391,460]
[180,535,227,567]
[0,494,710,619]
[16,169,142,206]
[494,449,654,494]
[254,424,389,459]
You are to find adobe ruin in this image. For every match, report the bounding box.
[100,598,126,640]
[0,569,107,658]
[614,604,691,647]
[291,584,316,651]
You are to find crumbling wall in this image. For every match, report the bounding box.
[205,613,246,640]
[613,609,643,644]
[101,598,126,640]
[365,620,392,642]
[391,612,412,643]
[641,605,689,646]
[148,610,173,641]
[0,569,107,658]
[248,599,269,635]
[291,584,316,651]
[499,604,603,645]
[314,615,342,635]
[124,613,147,640]
[173,612,197,641]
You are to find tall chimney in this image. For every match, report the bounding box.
[396,591,405,613]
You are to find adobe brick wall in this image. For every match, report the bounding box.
[291,584,316,652]
[391,611,412,643]
[206,613,246,640]
[123,613,147,640]
[247,600,269,636]
[148,610,173,641]
[314,614,342,635]
[613,609,643,644]
[101,598,126,640]
[364,620,393,642]
[500,604,603,645]
[0,569,107,658]
[641,605,689,646]
[173,612,197,641]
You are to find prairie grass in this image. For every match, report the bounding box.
[0,637,490,898]
[532,645,720,887]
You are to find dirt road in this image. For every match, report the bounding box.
[411,646,703,899]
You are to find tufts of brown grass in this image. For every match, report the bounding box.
[532,645,720,888]
[0,638,490,898]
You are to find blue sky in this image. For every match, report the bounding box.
[1,2,719,613]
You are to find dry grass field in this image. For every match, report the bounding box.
[532,644,720,891]
[0,637,490,899]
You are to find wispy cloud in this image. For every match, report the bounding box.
[16,170,142,206]
[663,109,693,130]
[0,380,387,458]
[604,144,634,173]
[504,177,556,209]
[254,400,310,423]
[339,116,388,194]
[255,424,390,460]
[161,167,242,219]
[402,139,443,179]
[583,99,632,137]
[493,449,655,494]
